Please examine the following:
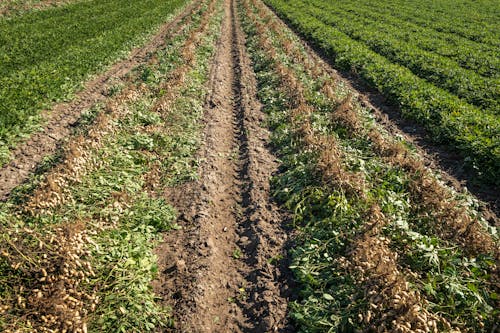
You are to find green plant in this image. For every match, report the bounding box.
[240,1,499,330]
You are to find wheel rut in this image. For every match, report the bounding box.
[155,0,295,331]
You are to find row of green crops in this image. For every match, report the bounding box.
[0,0,222,330]
[304,0,500,112]
[264,0,500,183]
[304,0,499,79]
[351,0,500,47]
[0,0,187,166]
[240,0,499,331]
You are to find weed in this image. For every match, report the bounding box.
[233,248,242,259]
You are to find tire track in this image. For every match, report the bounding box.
[156,0,294,331]
[231,0,296,330]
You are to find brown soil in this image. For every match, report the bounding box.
[153,0,295,331]
[0,0,199,201]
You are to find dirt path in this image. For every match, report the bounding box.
[154,0,295,331]
[0,0,200,200]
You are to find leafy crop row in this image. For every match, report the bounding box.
[306,1,499,79]
[264,0,500,183]
[0,0,82,16]
[0,0,187,166]
[0,0,222,330]
[240,0,499,331]
[305,0,500,112]
[351,0,499,47]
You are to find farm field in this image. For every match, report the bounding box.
[0,0,187,166]
[0,0,499,332]
[265,0,500,184]
[0,0,83,16]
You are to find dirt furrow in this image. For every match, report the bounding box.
[231,0,296,331]
[0,0,200,200]
[157,0,246,328]
[155,0,294,331]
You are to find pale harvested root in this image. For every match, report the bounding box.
[0,2,218,331]
[0,0,205,202]
[346,205,454,332]
[248,7,364,194]
[1,83,145,333]
[153,0,217,115]
[0,222,97,333]
[370,129,498,257]
[26,0,216,217]
[25,85,146,216]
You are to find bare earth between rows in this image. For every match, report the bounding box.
[154,0,294,331]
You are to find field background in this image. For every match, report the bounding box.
[0,0,498,332]
[265,0,500,183]
[0,0,186,165]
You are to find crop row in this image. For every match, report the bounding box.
[240,0,499,331]
[309,1,499,79]
[0,0,222,331]
[0,0,187,166]
[304,0,500,112]
[0,0,79,16]
[264,0,500,183]
[352,0,499,47]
